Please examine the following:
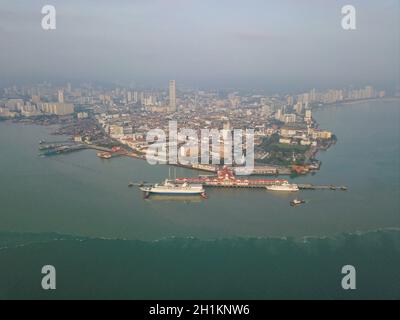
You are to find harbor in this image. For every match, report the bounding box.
[39,141,347,198]
[173,166,347,191]
[37,141,304,176]
[37,143,347,193]
[136,166,347,205]
[38,140,114,156]
[2,98,397,243]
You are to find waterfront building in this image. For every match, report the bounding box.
[0,107,17,117]
[40,102,74,115]
[305,110,312,123]
[5,99,24,110]
[310,129,332,140]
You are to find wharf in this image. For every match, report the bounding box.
[174,167,348,191]
[298,184,348,191]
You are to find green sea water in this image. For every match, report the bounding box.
[0,100,399,299]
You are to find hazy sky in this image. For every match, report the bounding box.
[1,0,399,92]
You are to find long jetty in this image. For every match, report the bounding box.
[174,167,348,191]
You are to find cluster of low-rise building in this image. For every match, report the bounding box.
[0,89,74,118]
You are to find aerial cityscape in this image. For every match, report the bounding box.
[0,0,399,303]
[0,82,389,175]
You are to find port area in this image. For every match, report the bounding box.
[38,142,296,176]
[39,143,347,191]
[174,167,347,191]
[38,142,345,191]
[38,141,140,159]
[39,144,118,157]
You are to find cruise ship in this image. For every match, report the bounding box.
[140,180,205,196]
[266,182,299,192]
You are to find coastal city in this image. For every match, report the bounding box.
[1,0,399,302]
[0,81,388,179]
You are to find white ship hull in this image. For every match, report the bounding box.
[140,188,205,195]
[140,181,205,195]
[266,183,299,192]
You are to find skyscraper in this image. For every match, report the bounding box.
[169,80,176,112]
[305,109,312,124]
[58,90,64,103]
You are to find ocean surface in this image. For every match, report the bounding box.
[0,99,399,299]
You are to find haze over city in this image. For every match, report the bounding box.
[1,0,400,302]
[1,0,399,92]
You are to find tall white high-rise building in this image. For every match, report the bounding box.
[127,91,133,102]
[275,109,283,121]
[365,86,374,98]
[169,80,176,112]
[58,90,64,103]
[305,109,312,124]
[294,101,303,114]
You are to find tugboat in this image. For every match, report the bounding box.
[97,152,112,159]
[290,199,306,206]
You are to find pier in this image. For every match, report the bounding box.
[175,167,289,188]
[298,184,348,191]
[174,167,347,191]
[39,143,124,157]
[38,144,347,191]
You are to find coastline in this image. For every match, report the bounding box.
[313,97,400,109]
[0,99,399,242]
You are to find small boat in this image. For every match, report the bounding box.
[97,152,112,159]
[200,192,208,199]
[128,182,134,187]
[290,199,306,206]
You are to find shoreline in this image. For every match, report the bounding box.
[314,97,400,109]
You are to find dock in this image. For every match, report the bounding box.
[298,184,348,191]
[174,167,347,191]
[176,167,289,188]
[38,143,347,192]
[39,143,125,157]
